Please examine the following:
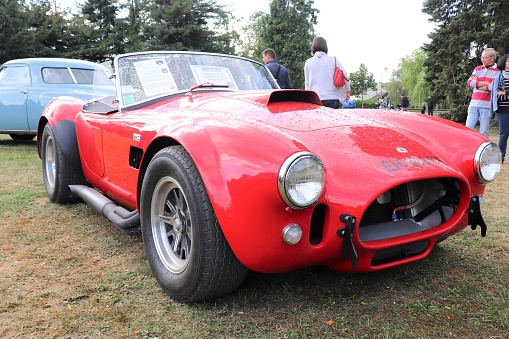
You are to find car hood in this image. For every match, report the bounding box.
[187,90,463,159]
[180,90,479,195]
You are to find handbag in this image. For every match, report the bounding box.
[333,57,349,87]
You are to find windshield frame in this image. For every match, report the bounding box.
[113,51,279,110]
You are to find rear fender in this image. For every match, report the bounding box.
[37,96,85,173]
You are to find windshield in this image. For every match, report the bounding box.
[114,52,279,108]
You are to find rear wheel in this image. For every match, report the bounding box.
[40,123,86,203]
[140,146,248,302]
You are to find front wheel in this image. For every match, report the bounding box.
[140,146,248,302]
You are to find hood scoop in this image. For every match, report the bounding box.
[245,89,322,106]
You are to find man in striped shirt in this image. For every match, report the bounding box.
[466,47,499,138]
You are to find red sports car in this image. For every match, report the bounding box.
[37,51,502,302]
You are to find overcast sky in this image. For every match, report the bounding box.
[219,0,435,81]
[57,0,435,81]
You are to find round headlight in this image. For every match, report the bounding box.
[278,152,325,209]
[474,141,502,183]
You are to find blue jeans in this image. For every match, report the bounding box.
[498,113,509,161]
[321,100,341,109]
[466,106,491,138]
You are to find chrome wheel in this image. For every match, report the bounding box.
[43,132,56,191]
[151,176,192,273]
[141,145,248,302]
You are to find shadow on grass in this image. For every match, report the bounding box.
[200,241,501,308]
[0,138,37,148]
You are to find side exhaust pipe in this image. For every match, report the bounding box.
[69,185,140,235]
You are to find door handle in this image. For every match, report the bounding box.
[19,90,27,94]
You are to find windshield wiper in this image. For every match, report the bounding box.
[187,83,230,94]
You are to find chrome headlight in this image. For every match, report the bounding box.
[278,152,325,209]
[474,141,502,183]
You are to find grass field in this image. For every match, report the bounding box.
[1,133,508,339]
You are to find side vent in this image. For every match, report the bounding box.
[310,204,326,245]
[129,146,143,169]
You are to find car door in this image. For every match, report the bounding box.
[0,64,31,131]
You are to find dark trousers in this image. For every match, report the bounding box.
[498,113,509,161]
[321,99,341,109]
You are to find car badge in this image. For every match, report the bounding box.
[133,133,141,142]
[396,147,408,154]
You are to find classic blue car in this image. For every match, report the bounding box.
[0,58,115,140]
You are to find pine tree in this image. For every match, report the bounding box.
[145,0,233,53]
[77,0,119,62]
[0,0,31,63]
[257,0,318,89]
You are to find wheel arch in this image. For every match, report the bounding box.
[37,96,86,174]
[136,136,181,208]
[139,143,249,301]
[135,121,306,269]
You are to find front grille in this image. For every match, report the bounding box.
[359,178,460,242]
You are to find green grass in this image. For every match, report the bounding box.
[1,133,508,338]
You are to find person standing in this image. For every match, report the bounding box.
[427,102,434,116]
[420,102,427,114]
[304,36,350,109]
[494,54,509,163]
[400,93,409,111]
[384,97,391,109]
[262,48,293,89]
[466,47,500,138]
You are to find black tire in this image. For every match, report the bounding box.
[140,146,248,302]
[40,123,86,203]
[10,134,35,141]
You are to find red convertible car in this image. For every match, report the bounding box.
[38,51,502,302]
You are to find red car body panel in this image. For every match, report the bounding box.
[40,88,489,273]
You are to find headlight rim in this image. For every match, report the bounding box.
[474,141,502,183]
[278,151,325,210]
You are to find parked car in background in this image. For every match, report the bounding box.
[38,51,502,302]
[0,58,114,140]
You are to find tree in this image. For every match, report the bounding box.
[383,70,403,108]
[145,0,234,53]
[0,0,31,63]
[423,0,509,122]
[350,63,376,106]
[78,0,119,62]
[111,0,152,54]
[26,0,74,58]
[236,11,265,60]
[255,0,318,89]
[397,49,430,109]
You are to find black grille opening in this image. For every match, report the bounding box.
[371,240,428,266]
[359,178,460,242]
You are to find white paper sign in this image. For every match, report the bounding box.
[133,59,178,97]
[190,65,237,89]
